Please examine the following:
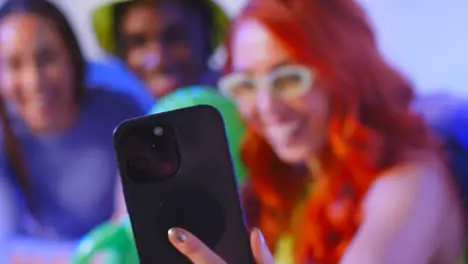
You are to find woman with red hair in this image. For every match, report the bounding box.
[167,0,465,263]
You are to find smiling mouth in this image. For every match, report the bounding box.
[268,121,301,135]
[35,94,52,107]
[147,75,179,96]
[21,94,55,120]
[266,121,306,144]
[24,92,53,110]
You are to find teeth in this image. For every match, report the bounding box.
[150,75,175,85]
[35,94,50,107]
[267,122,301,137]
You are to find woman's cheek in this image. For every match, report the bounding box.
[0,74,17,100]
[236,99,252,119]
[237,100,262,131]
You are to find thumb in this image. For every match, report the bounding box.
[250,228,275,264]
[168,228,226,264]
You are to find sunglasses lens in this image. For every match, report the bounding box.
[232,80,255,97]
[220,66,312,101]
[220,75,255,101]
[271,69,309,98]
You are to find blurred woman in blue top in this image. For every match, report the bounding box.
[0,0,145,261]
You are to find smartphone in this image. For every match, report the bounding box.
[113,105,254,263]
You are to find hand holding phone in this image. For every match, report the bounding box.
[167,227,275,264]
[113,105,254,263]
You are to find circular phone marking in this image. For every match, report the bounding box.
[153,126,164,136]
[156,187,226,250]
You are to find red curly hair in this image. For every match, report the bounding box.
[224,0,437,262]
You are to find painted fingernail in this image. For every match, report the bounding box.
[168,228,187,244]
[254,228,266,248]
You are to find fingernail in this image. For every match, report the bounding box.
[254,228,266,248]
[168,228,187,244]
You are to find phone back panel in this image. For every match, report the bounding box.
[113,105,253,263]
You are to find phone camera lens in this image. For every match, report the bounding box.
[122,124,179,183]
[153,126,164,136]
[160,161,174,175]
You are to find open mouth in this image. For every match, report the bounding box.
[266,120,306,145]
[24,92,55,117]
[147,75,179,97]
[35,93,52,107]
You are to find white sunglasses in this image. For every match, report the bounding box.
[218,65,315,101]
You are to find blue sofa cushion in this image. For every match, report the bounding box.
[416,94,468,210]
[85,59,154,111]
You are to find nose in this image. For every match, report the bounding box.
[141,41,167,71]
[256,84,281,121]
[23,64,42,93]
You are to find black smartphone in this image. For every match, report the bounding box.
[113,105,254,263]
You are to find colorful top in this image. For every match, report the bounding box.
[273,182,466,264]
[275,236,466,264]
[273,185,309,264]
[275,235,294,264]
